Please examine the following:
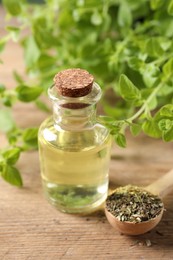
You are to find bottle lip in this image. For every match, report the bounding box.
[48,82,102,106]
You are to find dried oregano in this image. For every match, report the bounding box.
[106,185,164,223]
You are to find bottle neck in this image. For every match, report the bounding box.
[53,103,96,130]
[48,82,102,131]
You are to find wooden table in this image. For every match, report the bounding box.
[1,7,173,260]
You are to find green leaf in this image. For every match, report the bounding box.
[118,2,132,27]
[119,74,141,102]
[16,85,42,102]
[142,120,162,138]
[128,57,144,71]
[8,135,17,145]
[147,96,158,110]
[145,38,163,57]
[2,0,22,16]
[72,9,80,22]
[142,64,160,88]
[2,148,21,165]
[114,133,126,148]
[0,109,15,132]
[24,36,40,68]
[158,119,173,131]
[157,84,173,97]
[162,126,173,142]
[0,84,6,93]
[6,128,20,145]
[160,40,172,51]
[32,17,57,48]
[35,100,50,113]
[159,104,173,117]
[6,26,20,41]
[22,128,38,147]
[98,148,107,158]
[91,11,102,26]
[130,124,141,136]
[1,165,23,187]
[98,115,115,124]
[150,0,163,10]
[0,37,6,53]
[168,0,173,15]
[13,71,24,84]
[2,95,13,107]
[103,104,127,119]
[37,54,56,72]
[110,124,122,134]
[163,58,173,80]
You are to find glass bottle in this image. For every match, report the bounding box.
[38,69,112,214]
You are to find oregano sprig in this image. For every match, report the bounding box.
[1,0,173,186]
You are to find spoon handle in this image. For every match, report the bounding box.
[146,168,173,198]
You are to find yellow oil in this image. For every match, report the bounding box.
[38,117,112,213]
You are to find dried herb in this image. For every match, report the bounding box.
[106,185,164,223]
[145,239,152,247]
[130,239,152,248]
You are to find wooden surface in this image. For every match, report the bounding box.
[1,7,173,260]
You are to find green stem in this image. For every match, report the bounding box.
[127,82,163,122]
[152,54,173,66]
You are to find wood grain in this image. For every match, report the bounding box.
[1,6,173,260]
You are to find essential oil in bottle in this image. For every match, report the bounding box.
[38,68,112,214]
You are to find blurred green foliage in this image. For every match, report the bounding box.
[1,0,173,186]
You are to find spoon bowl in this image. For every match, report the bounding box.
[105,205,164,235]
[105,168,173,235]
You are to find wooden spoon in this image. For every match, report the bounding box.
[105,168,173,235]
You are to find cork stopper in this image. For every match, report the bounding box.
[53,68,94,97]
